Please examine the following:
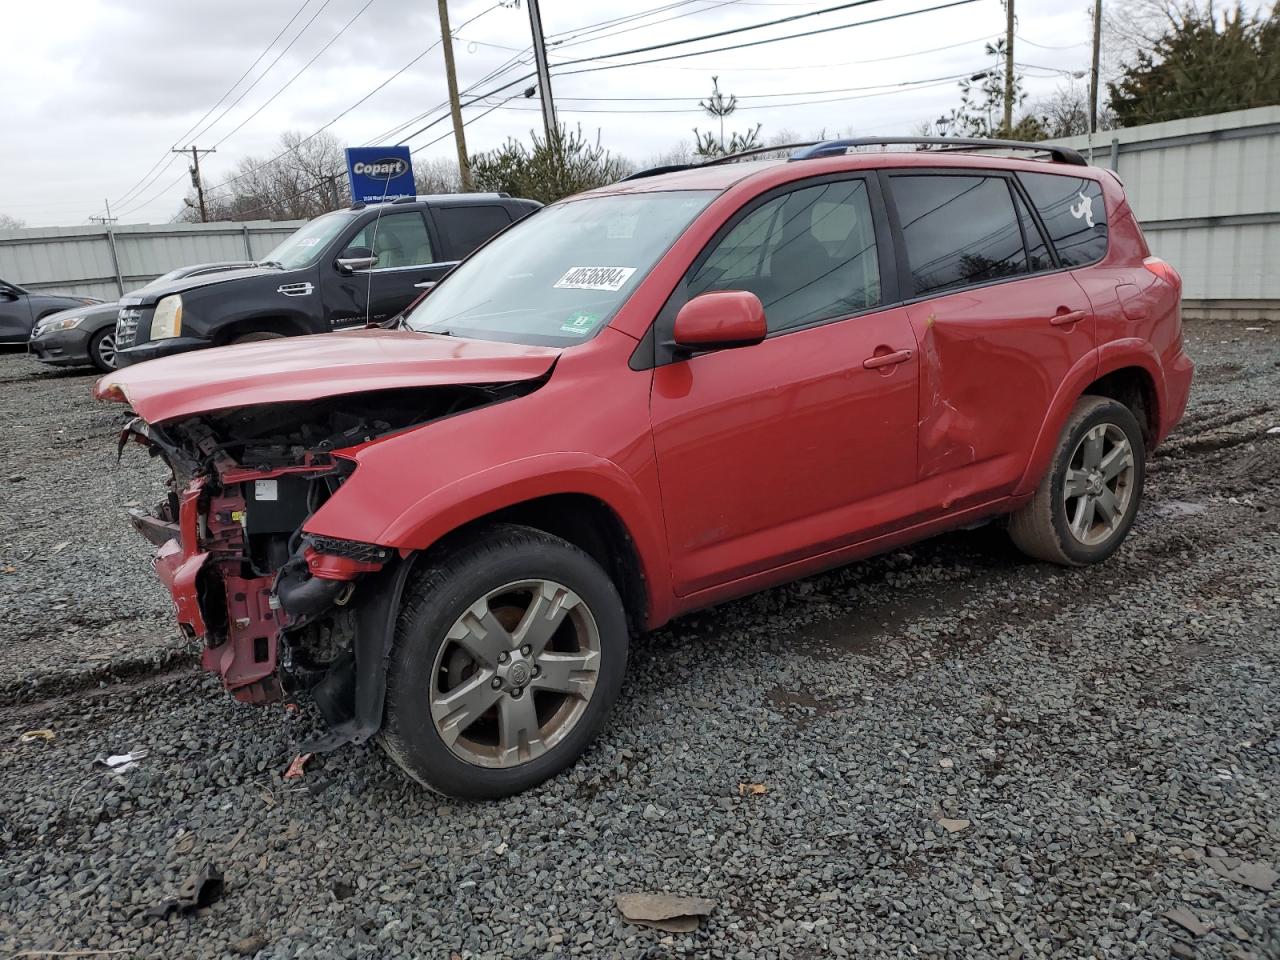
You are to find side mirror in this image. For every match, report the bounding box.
[0,287,18,301]
[673,290,766,353]
[336,246,378,274]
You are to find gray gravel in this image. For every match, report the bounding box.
[1,321,1278,959]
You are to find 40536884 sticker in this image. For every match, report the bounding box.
[553,266,637,292]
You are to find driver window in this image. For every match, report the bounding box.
[348,212,435,269]
[687,179,880,333]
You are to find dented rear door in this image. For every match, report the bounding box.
[887,171,1096,509]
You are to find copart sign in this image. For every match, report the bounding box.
[345,146,415,203]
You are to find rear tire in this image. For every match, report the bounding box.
[379,524,628,799]
[87,327,117,372]
[1008,396,1145,566]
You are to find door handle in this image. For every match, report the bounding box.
[1050,309,1087,326]
[413,281,437,290]
[862,348,912,370]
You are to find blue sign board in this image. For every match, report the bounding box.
[345,146,415,203]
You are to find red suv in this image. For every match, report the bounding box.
[99,137,1193,798]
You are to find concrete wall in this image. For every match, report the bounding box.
[1046,106,1280,320]
[0,220,306,302]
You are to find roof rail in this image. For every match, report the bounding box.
[619,142,822,183]
[788,137,1087,166]
[700,142,821,165]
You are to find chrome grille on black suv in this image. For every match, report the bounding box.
[115,307,142,349]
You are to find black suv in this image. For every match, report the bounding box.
[113,193,539,367]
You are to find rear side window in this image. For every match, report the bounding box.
[688,178,881,333]
[890,175,1028,295]
[434,205,513,258]
[1019,172,1108,267]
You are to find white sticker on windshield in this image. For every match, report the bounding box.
[554,266,637,292]
[296,237,321,247]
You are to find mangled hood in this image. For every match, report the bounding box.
[95,328,561,423]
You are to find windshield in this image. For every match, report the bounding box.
[404,191,717,346]
[261,211,357,269]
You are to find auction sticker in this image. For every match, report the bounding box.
[554,266,636,292]
[560,311,602,335]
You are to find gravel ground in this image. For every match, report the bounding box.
[1,321,1278,960]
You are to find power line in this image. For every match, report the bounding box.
[95,0,318,218]
[183,0,343,146]
[103,0,341,218]
[550,0,982,78]
[549,69,987,101]
[553,0,897,67]
[204,0,377,150]
[584,32,999,70]
[203,2,503,199]
[492,73,974,113]
[197,0,978,217]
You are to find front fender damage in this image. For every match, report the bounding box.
[110,381,537,750]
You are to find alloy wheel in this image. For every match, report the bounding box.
[429,579,601,769]
[1062,422,1136,546]
[98,333,117,369]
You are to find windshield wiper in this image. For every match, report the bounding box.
[257,259,285,269]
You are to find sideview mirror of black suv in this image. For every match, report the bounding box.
[335,247,378,274]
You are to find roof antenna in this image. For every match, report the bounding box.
[363,165,398,328]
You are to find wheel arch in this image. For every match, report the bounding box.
[309,452,673,631]
[212,314,310,345]
[1013,342,1166,497]
[423,493,650,637]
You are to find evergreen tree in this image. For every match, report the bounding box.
[1108,2,1279,125]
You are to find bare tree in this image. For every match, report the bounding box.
[177,130,350,222]
[414,157,462,195]
[0,213,25,230]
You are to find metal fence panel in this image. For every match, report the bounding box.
[0,220,305,301]
[1047,105,1280,314]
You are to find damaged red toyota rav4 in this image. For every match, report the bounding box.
[98,138,1193,799]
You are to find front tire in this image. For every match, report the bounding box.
[1008,396,1145,566]
[88,327,117,371]
[379,524,628,799]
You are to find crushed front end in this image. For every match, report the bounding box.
[119,410,388,712]
[106,383,531,744]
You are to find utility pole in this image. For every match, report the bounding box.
[1089,0,1103,135]
[88,199,117,225]
[174,145,215,222]
[526,0,558,145]
[1003,0,1015,135]
[436,0,473,191]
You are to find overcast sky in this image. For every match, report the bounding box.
[0,0,1094,227]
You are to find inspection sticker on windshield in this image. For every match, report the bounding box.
[554,266,636,292]
[560,311,602,335]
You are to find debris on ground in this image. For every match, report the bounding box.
[616,893,716,933]
[1205,857,1279,892]
[143,864,225,920]
[1163,906,1213,937]
[92,750,147,774]
[283,753,312,780]
[937,816,971,833]
[737,782,767,797]
[230,933,269,956]
[18,729,55,743]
